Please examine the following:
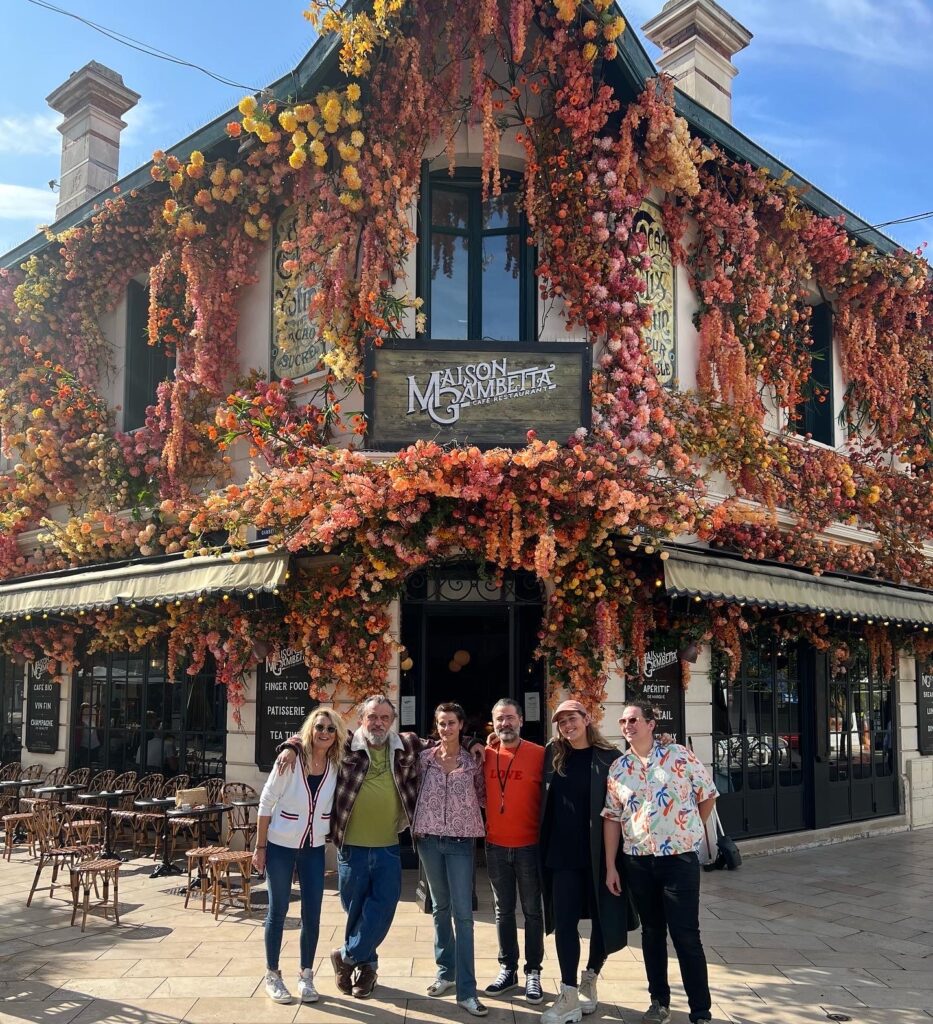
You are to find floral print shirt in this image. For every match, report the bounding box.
[601,741,718,856]
[412,747,486,839]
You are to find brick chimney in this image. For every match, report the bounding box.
[642,0,752,123]
[46,61,140,220]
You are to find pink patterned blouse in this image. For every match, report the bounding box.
[412,747,486,838]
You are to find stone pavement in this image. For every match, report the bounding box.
[0,830,932,1023]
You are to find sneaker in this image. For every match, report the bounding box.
[297,968,318,1003]
[541,984,582,1024]
[485,967,519,995]
[525,969,543,1004]
[641,1001,672,1024]
[427,977,456,997]
[331,948,354,995]
[352,963,378,999]
[264,970,292,1004]
[579,969,598,1015]
[457,997,489,1017]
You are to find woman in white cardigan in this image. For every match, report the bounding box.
[254,707,347,1005]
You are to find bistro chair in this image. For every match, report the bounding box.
[111,772,162,852]
[62,769,116,824]
[26,802,97,907]
[69,856,121,931]
[22,766,63,813]
[222,782,258,851]
[65,767,91,788]
[184,845,227,911]
[5,766,46,817]
[2,808,36,860]
[0,763,22,782]
[207,848,254,919]
[137,775,190,856]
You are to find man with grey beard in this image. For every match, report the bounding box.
[483,698,546,1004]
[277,695,481,1000]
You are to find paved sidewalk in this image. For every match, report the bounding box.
[0,830,931,1023]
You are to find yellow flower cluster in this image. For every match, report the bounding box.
[304,0,404,76]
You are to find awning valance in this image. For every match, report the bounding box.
[663,548,933,627]
[0,548,289,619]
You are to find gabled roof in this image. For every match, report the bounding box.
[0,2,901,270]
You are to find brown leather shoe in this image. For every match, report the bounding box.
[352,963,378,999]
[330,948,354,995]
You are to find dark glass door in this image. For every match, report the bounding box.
[813,642,898,826]
[713,629,807,838]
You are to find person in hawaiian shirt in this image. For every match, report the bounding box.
[603,700,719,1024]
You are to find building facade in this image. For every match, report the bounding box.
[1,0,932,845]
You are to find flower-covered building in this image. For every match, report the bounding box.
[1,0,932,843]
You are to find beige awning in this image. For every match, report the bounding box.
[0,548,289,619]
[663,547,933,627]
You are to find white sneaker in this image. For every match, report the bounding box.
[264,970,293,1004]
[457,996,489,1017]
[579,969,598,1014]
[427,977,456,997]
[541,984,582,1024]
[297,967,318,1003]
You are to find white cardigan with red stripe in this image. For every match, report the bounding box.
[258,754,337,849]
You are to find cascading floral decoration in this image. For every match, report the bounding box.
[0,0,931,717]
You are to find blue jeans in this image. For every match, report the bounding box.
[418,835,477,1001]
[486,842,544,973]
[337,844,402,968]
[264,841,325,971]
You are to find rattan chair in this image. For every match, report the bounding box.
[136,775,189,855]
[111,773,162,852]
[69,857,121,931]
[26,802,97,907]
[2,809,35,860]
[184,845,227,911]
[222,783,258,851]
[208,849,253,919]
[21,766,63,814]
[62,769,116,827]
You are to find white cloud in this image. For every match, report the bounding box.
[624,0,933,70]
[0,113,60,156]
[0,183,58,222]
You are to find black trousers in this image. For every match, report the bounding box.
[624,852,711,1023]
[550,867,606,987]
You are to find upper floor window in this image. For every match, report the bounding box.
[124,279,176,432]
[791,301,834,446]
[418,167,536,342]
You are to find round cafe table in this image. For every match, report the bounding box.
[33,783,82,805]
[78,790,128,860]
[134,797,179,878]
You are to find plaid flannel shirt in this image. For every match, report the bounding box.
[279,728,432,848]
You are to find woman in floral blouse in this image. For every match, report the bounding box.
[412,702,487,1017]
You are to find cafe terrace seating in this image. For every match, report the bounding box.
[26,801,97,907]
[110,772,163,851]
[222,782,258,851]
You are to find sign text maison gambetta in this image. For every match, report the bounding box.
[407,357,556,426]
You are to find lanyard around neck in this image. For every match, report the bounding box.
[495,740,522,814]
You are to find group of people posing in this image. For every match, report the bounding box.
[254,693,719,1024]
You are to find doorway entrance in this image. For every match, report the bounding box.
[399,566,545,743]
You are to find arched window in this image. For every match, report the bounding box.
[418,166,536,342]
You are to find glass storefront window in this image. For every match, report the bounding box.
[0,657,24,763]
[72,645,225,778]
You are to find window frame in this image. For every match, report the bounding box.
[123,278,176,433]
[791,301,835,447]
[417,163,537,343]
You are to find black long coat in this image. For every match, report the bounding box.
[539,741,639,956]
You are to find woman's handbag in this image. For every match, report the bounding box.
[702,808,742,871]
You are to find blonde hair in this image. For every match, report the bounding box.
[551,720,616,777]
[298,707,348,766]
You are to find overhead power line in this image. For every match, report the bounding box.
[24,0,262,92]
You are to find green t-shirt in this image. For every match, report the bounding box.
[343,742,403,847]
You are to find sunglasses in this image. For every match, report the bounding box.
[619,716,646,726]
[314,723,337,734]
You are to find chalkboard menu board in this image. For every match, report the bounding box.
[255,648,318,770]
[627,650,686,744]
[918,659,933,757]
[25,658,60,754]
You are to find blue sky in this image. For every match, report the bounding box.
[1,0,931,257]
